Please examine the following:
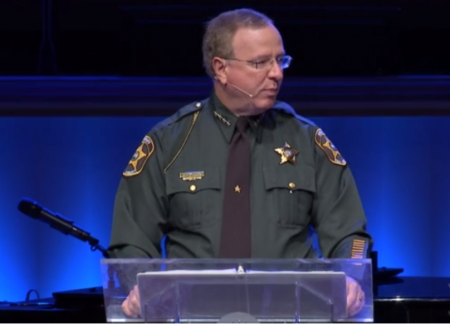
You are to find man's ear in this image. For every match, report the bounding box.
[212,57,227,84]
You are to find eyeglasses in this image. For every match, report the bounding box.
[224,55,293,71]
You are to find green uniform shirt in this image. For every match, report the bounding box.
[108,93,373,261]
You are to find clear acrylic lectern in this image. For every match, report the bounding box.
[101,259,373,323]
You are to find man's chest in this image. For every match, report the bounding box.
[163,126,316,231]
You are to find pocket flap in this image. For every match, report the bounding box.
[166,166,221,195]
[263,165,316,193]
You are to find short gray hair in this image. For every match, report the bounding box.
[202,8,273,78]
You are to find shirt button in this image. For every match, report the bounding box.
[288,182,296,189]
[190,184,196,192]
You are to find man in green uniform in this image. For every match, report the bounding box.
[108,8,373,319]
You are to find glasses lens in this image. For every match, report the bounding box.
[280,55,292,69]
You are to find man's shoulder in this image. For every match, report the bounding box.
[272,101,348,167]
[271,100,317,129]
[151,98,209,134]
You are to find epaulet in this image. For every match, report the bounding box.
[153,98,208,130]
[271,100,317,127]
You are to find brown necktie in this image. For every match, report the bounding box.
[219,116,251,258]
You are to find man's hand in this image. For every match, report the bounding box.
[121,285,141,318]
[346,276,365,317]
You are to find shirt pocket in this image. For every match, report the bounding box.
[165,166,222,230]
[262,165,316,228]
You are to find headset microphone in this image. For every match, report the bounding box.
[227,82,257,98]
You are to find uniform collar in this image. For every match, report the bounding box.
[210,92,266,143]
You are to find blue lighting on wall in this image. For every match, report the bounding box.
[1,115,449,301]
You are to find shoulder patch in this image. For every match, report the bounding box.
[123,135,155,177]
[314,128,347,166]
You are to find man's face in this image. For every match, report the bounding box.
[224,25,286,114]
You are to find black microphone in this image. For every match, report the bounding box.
[18,198,111,259]
[18,198,97,245]
[18,198,115,288]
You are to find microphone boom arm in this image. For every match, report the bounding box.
[50,213,109,258]
[18,198,110,259]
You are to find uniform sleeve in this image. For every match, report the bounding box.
[310,127,373,259]
[108,132,168,259]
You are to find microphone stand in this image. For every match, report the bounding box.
[86,236,109,259]
[85,235,116,289]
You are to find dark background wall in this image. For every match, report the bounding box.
[1,0,450,76]
[1,0,449,302]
